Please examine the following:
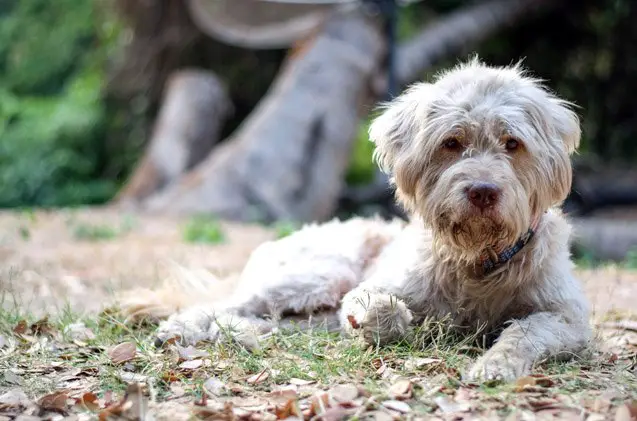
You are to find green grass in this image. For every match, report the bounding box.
[182,215,226,245]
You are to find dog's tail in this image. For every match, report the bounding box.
[115,260,239,323]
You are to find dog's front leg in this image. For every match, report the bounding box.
[339,224,424,346]
[466,311,591,382]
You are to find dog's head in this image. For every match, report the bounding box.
[369,57,580,260]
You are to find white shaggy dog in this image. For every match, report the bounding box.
[148,58,592,382]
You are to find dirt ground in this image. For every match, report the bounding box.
[1,207,636,320]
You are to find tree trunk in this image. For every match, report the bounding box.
[393,0,553,88]
[116,70,232,204]
[143,10,385,223]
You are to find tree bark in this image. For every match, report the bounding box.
[143,10,385,223]
[116,70,232,204]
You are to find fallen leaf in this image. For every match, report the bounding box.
[403,357,442,371]
[388,379,412,400]
[37,391,69,414]
[99,383,147,421]
[514,376,537,392]
[3,370,23,386]
[204,377,228,397]
[162,370,181,383]
[246,369,269,384]
[179,359,204,370]
[192,401,234,421]
[75,392,100,411]
[30,317,54,336]
[13,320,27,335]
[382,400,411,413]
[0,389,29,407]
[329,384,359,403]
[64,323,96,341]
[177,345,209,361]
[119,371,149,383]
[310,392,331,416]
[108,342,137,364]
[434,396,470,413]
[275,398,302,419]
[266,387,298,403]
[316,406,352,421]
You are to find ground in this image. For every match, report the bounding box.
[0,207,636,420]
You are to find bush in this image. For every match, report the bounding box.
[0,0,123,207]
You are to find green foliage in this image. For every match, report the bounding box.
[272,220,302,239]
[345,119,377,186]
[183,215,226,245]
[0,0,124,207]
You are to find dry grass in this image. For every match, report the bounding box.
[0,207,636,420]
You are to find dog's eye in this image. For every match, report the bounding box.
[505,138,520,151]
[442,138,462,150]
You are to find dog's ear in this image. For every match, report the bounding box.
[549,98,581,155]
[369,83,434,174]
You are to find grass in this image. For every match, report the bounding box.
[1,303,636,420]
[63,214,137,241]
[182,215,226,245]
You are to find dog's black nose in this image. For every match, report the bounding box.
[467,183,500,209]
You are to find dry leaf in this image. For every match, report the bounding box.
[389,379,412,400]
[99,383,147,421]
[204,377,228,397]
[382,400,411,413]
[266,387,298,403]
[13,320,27,335]
[37,391,69,414]
[275,398,302,419]
[75,392,100,411]
[246,370,269,384]
[192,401,234,421]
[64,323,96,341]
[316,406,352,421]
[30,317,54,336]
[108,342,137,364]
[177,345,209,361]
[3,370,23,386]
[179,359,204,370]
[514,376,537,392]
[403,357,442,371]
[329,384,359,403]
[310,392,331,416]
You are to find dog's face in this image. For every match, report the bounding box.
[369,58,580,259]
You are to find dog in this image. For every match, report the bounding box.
[146,57,592,382]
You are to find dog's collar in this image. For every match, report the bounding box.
[479,214,542,275]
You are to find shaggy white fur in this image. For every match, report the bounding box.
[120,57,592,383]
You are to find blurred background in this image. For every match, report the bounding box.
[1,0,636,263]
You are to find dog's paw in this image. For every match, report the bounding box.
[155,308,263,351]
[341,291,413,346]
[465,350,531,383]
[155,307,219,347]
